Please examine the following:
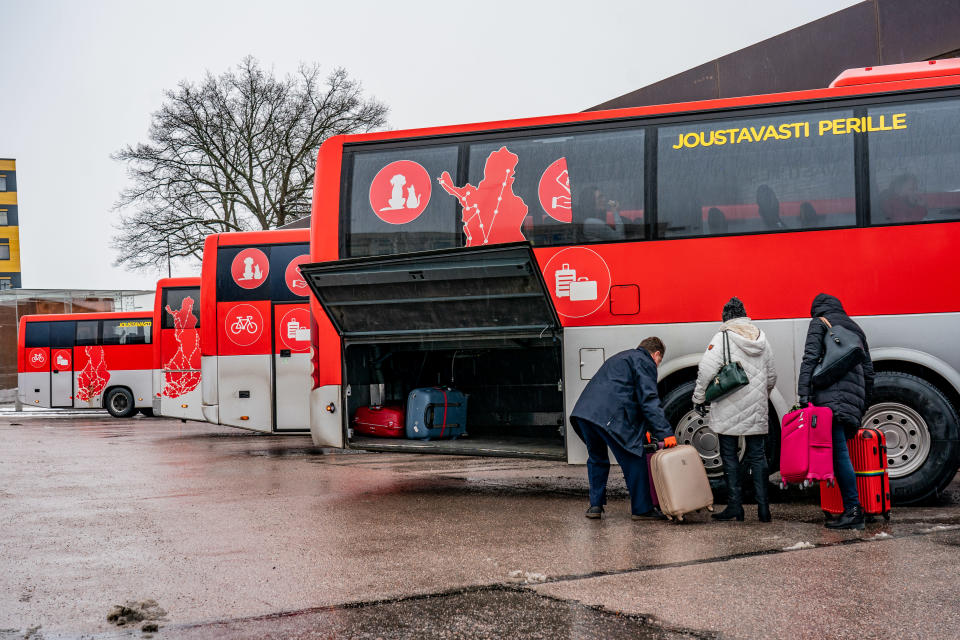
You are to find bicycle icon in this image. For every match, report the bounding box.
[31,351,46,364]
[230,315,259,335]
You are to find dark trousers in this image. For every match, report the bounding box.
[832,418,861,511]
[718,434,768,507]
[572,417,653,515]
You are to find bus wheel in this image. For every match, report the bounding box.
[865,372,960,504]
[105,387,137,418]
[661,381,743,481]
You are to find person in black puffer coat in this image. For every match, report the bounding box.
[797,293,875,530]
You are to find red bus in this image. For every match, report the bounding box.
[18,311,154,417]
[301,59,960,503]
[199,228,312,433]
[152,276,203,421]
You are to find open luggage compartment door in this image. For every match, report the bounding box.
[299,243,564,457]
[299,243,560,343]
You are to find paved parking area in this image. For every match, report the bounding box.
[0,413,957,639]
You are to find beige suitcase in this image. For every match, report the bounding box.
[649,445,714,522]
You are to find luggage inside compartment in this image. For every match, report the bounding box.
[344,336,565,459]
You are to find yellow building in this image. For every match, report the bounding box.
[0,158,21,289]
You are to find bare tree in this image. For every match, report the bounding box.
[113,56,388,269]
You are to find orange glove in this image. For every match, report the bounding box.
[663,436,677,448]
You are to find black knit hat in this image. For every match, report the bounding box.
[722,297,747,322]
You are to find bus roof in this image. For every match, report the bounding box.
[206,228,309,247]
[330,58,960,147]
[20,310,153,323]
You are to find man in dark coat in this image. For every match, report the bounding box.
[571,336,677,520]
[798,293,875,530]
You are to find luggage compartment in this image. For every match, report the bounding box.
[300,243,566,460]
[344,336,564,458]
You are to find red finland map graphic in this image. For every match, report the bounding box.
[163,297,201,398]
[438,146,528,246]
[76,346,110,402]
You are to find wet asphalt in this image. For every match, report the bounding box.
[0,413,958,639]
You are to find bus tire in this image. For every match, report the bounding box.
[105,387,137,418]
[864,371,960,504]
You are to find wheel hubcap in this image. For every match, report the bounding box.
[674,410,743,477]
[862,402,930,478]
[112,395,128,412]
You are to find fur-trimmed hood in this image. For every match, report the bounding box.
[720,317,766,357]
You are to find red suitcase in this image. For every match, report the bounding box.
[820,428,891,520]
[352,406,405,438]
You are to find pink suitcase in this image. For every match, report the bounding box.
[779,403,834,488]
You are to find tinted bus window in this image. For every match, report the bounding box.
[465,129,645,247]
[269,243,310,301]
[76,320,99,346]
[50,321,76,348]
[162,287,201,329]
[346,145,460,257]
[24,322,50,348]
[216,245,273,302]
[103,319,152,345]
[658,109,857,237]
[868,100,960,225]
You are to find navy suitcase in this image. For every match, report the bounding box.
[405,387,468,440]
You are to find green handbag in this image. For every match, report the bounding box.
[703,330,750,403]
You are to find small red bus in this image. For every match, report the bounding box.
[301,59,960,503]
[199,228,312,432]
[152,277,203,421]
[18,311,154,417]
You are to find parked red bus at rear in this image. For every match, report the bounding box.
[199,228,311,432]
[152,277,203,421]
[18,311,154,417]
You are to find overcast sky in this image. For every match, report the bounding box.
[1,0,861,291]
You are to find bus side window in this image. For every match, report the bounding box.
[24,322,50,348]
[50,321,77,348]
[76,320,99,346]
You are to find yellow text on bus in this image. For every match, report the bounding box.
[118,321,152,328]
[671,113,907,150]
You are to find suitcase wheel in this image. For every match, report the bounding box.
[883,512,891,522]
[706,505,714,512]
[676,514,684,522]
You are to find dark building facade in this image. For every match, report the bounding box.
[590,0,960,111]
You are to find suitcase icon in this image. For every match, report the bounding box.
[555,263,576,297]
[569,277,598,301]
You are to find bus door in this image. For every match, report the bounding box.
[22,321,51,407]
[270,246,312,432]
[272,302,311,431]
[159,287,202,419]
[300,243,564,455]
[49,321,76,408]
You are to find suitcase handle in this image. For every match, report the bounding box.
[424,402,462,430]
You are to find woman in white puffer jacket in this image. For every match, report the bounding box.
[691,297,777,523]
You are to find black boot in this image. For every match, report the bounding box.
[712,504,745,521]
[713,436,744,521]
[757,504,771,523]
[825,505,865,530]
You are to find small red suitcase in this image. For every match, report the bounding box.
[820,427,891,520]
[352,406,405,438]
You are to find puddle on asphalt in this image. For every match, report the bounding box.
[120,588,713,639]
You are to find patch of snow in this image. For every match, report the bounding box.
[782,541,816,551]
